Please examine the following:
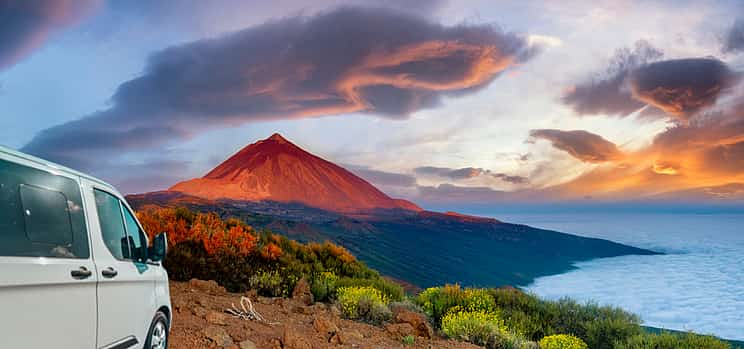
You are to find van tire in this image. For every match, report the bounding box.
[144,311,169,349]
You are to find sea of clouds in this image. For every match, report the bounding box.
[495,212,744,340]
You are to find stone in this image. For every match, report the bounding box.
[385,323,415,339]
[206,311,229,325]
[292,305,313,315]
[283,325,312,349]
[291,278,314,305]
[312,316,339,339]
[189,278,227,295]
[239,339,257,349]
[395,309,434,339]
[203,325,233,347]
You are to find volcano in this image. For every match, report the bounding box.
[169,133,421,213]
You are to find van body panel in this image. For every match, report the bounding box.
[0,147,172,348]
[0,151,98,348]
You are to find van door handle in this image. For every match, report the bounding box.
[101,267,118,278]
[71,266,92,279]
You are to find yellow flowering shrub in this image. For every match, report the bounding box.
[441,309,507,346]
[336,286,389,320]
[539,334,589,349]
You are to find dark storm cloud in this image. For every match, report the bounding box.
[722,18,744,54]
[529,129,623,163]
[629,58,740,119]
[346,165,417,187]
[23,6,538,171]
[562,40,663,117]
[414,166,527,184]
[0,0,98,71]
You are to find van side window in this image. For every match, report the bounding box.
[94,189,130,260]
[122,206,147,262]
[0,158,89,258]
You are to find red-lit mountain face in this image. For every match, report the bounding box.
[169,134,421,213]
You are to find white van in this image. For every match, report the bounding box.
[0,146,172,349]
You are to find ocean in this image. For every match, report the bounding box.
[487,211,744,341]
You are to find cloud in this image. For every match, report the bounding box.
[629,58,739,120]
[414,166,527,184]
[529,129,624,163]
[722,18,744,54]
[562,40,663,117]
[23,6,538,171]
[0,0,98,71]
[346,165,417,187]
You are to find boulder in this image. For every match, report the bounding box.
[283,325,312,349]
[202,325,233,347]
[291,278,314,305]
[385,323,415,339]
[395,309,433,338]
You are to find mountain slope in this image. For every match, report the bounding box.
[169,133,420,213]
[128,192,659,288]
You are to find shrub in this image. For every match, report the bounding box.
[417,284,496,325]
[539,334,588,349]
[249,270,284,297]
[486,331,539,349]
[402,335,415,345]
[334,277,404,302]
[614,332,731,349]
[337,286,390,323]
[389,299,425,315]
[311,271,338,302]
[441,310,507,346]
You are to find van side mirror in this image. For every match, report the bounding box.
[149,232,168,262]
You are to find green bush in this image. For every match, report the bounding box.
[402,335,415,345]
[614,332,731,349]
[539,334,588,349]
[441,309,507,346]
[337,286,390,323]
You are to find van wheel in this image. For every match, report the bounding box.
[144,311,169,349]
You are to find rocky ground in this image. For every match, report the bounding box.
[169,279,480,349]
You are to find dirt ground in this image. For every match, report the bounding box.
[168,280,481,349]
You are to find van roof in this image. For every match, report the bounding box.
[0,144,116,190]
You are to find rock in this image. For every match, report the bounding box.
[228,326,248,342]
[191,306,208,318]
[239,339,257,349]
[206,311,229,325]
[291,278,314,305]
[202,325,233,347]
[385,323,416,339]
[292,305,313,315]
[331,329,363,345]
[283,325,312,349]
[312,316,339,339]
[395,309,434,339]
[189,278,227,295]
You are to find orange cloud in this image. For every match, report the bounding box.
[529,129,624,163]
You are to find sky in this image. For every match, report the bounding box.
[2,0,744,206]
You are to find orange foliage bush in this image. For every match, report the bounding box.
[137,207,256,257]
